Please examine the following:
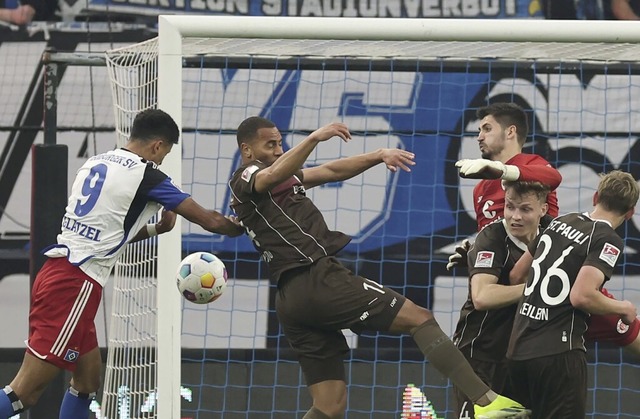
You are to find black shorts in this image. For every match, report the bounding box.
[276,256,406,385]
[454,354,509,419]
[508,350,587,419]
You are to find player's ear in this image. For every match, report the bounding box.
[592,191,599,206]
[540,202,548,216]
[241,142,252,159]
[625,206,635,220]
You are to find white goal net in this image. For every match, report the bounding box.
[102,17,640,419]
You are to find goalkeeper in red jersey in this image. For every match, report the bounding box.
[449,102,640,355]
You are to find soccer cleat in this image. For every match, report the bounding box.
[474,395,531,419]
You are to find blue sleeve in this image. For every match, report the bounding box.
[142,164,190,210]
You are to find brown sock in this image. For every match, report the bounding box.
[302,406,333,419]
[411,318,490,403]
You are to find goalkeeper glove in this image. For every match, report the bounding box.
[446,239,471,271]
[455,159,520,181]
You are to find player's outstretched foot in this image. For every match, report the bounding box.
[474,395,531,419]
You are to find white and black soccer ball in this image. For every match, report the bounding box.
[176,252,227,304]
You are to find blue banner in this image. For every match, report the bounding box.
[84,0,543,18]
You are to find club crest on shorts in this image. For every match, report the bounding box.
[474,251,494,268]
[64,349,80,363]
[599,243,620,267]
[617,319,630,334]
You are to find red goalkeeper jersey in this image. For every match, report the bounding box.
[473,153,561,230]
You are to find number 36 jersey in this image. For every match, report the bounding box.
[44,148,189,287]
[508,212,623,361]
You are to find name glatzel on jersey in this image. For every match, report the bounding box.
[61,216,101,242]
[44,148,190,287]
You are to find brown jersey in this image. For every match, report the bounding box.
[453,219,528,363]
[508,212,624,361]
[228,161,351,282]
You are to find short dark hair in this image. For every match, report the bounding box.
[503,181,550,204]
[237,116,276,147]
[130,109,179,144]
[477,103,528,146]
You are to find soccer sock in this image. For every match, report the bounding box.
[59,386,95,419]
[411,318,490,403]
[0,386,24,417]
[302,406,334,419]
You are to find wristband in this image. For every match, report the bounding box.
[146,224,158,237]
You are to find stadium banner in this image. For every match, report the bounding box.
[82,0,543,18]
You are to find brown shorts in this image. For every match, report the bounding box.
[276,256,406,385]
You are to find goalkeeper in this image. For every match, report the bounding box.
[448,102,640,356]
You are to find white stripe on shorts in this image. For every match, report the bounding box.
[51,280,93,357]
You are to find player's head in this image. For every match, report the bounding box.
[237,116,283,166]
[503,181,549,244]
[128,109,180,165]
[476,103,528,160]
[594,170,639,218]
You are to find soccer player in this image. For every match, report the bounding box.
[228,116,530,419]
[0,109,243,419]
[507,170,639,419]
[453,181,550,419]
[449,102,640,352]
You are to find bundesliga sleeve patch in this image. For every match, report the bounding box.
[474,251,495,268]
[599,243,620,267]
[241,165,259,183]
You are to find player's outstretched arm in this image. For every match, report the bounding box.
[571,266,638,324]
[129,209,177,243]
[254,122,351,193]
[455,159,561,190]
[173,197,244,237]
[515,164,562,190]
[302,148,415,189]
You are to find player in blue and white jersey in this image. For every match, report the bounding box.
[0,109,243,419]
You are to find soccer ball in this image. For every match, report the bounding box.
[176,252,227,304]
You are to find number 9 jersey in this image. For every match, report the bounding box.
[43,148,189,287]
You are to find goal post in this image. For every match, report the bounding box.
[101,16,640,418]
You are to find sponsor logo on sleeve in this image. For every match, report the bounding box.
[474,251,495,268]
[241,165,259,183]
[599,243,620,267]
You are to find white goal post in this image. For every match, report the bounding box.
[102,16,640,419]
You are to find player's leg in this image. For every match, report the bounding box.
[275,260,350,418]
[60,347,101,418]
[0,352,61,416]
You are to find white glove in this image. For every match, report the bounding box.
[455,159,520,181]
[446,239,471,271]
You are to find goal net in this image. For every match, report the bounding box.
[103,17,640,419]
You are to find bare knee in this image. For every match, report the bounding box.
[69,376,100,395]
[389,299,434,333]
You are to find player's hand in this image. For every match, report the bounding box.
[455,159,520,181]
[222,214,245,237]
[309,123,352,143]
[621,300,638,325]
[380,149,416,172]
[156,210,177,234]
[446,239,471,271]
